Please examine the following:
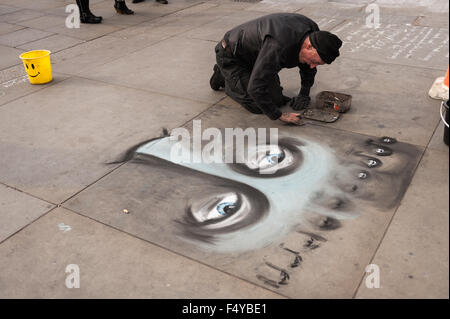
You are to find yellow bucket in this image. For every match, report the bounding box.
[19,50,52,85]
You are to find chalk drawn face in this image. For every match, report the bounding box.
[24,63,40,78]
[114,132,414,253]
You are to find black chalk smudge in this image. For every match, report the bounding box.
[256,275,279,288]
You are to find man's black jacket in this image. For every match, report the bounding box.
[224,13,320,120]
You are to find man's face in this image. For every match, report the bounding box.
[299,41,325,68]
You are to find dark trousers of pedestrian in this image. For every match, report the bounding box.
[214,41,286,115]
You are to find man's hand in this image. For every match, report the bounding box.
[290,95,311,110]
[279,112,303,125]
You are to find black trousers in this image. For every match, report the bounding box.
[214,41,286,115]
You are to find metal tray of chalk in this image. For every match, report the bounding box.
[316,91,352,113]
[300,108,340,123]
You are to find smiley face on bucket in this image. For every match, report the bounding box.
[24,62,40,78]
[19,50,52,84]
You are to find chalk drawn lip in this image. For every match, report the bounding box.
[28,72,40,78]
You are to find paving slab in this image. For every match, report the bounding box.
[208,0,261,11]
[0,28,54,48]
[0,77,212,203]
[15,14,67,30]
[17,34,85,53]
[0,9,46,24]
[0,183,54,243]
[332,21,449,70]
[79,36,224,104]
[182,10,268,42]
[271,57,445,147]
[109,2,233,39]
[428,117,449,152]
[374,0,449,13]
[88,1,160,28]
[50,34,168,75]
[0,22,25,36]
[65,104,423,298]
[355,148,449,298]
[414,14,450,28]
[296,2,420,25]
[0,4,22,16]
[184,11,344,43]
[108,18,192,39]
[0,65,70,108]
[296,1,365,18]
[128,0,206,16]
[84,0,207,22]
[0,207,282,298]
[247,0,310,13]
[0,0,79,10]
[41,21,122,41]
[0,45,23,70]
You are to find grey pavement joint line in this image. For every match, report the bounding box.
[0,206,57,247]
[0,180,56,206]
[12,31,56,49]
[61,205,289,299]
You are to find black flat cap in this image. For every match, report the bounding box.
[309,31,343,64]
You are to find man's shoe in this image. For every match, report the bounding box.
[210,64,225,91]
[132,0,145,3]
[156,0,168,4]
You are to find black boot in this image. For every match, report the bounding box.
[76,0,102,24]
[210,64,225,91]
[156,0,168,4]
[114,0,134,14]
[132,0,145,3]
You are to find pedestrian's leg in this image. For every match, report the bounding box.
[76,0,102,23]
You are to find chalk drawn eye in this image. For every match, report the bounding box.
[245,145,295,175]
[25,64,28,69]
[216,201,237,216]
[189,192,243,224]
[230,138,303,178]
[190,193,239,223]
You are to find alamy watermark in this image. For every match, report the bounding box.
[365,264,380,288]
[65,4,80,29]
[169,120,281,174]
[65,264,80,288]
[365,4,381,29]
